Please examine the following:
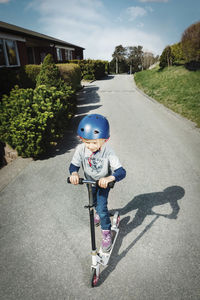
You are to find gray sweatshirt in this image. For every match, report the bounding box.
[71,143,122,181]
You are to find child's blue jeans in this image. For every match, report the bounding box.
[91,186,111,230]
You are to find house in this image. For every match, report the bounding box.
[0,21,85,68]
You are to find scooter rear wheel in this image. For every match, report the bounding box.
[91,268,99,287]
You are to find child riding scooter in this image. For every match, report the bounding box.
[69,114,126,252]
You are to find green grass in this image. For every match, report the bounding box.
[134,65,200,127]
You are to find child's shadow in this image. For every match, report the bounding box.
[99,185,185,285]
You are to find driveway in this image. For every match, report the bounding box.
[0,75,200,300]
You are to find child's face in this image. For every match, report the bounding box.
[82,138,106,152]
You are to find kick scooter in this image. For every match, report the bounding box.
[67,177,120,287]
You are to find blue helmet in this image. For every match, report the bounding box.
[77,114,110,139]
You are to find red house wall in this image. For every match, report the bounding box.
[16,40,84,65]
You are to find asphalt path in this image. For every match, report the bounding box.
[0,75,200,300]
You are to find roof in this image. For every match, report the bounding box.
[0,21,85,50]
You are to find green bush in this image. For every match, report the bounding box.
[0,54,78,159]
[36,54,77,113]
[57,63,81,90]
[82,60,96,80]
[70,59,107,80]
[0,85,74,158]
[36,54,64,89]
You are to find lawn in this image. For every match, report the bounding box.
[134,65,200,127]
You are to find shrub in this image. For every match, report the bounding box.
[0,85,74,158]
[93,60,106,79]
[82,60,96,80]
[36,54,64,89]
[36,53,77,112]
[57,63,81,90]
[70,59,107,80]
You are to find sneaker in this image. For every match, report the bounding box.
[101,230,112,252]
[94,212,100,227]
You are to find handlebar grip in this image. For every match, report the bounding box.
[108,181,115,189]
[67,177,84,184]
[96,180,115,188]
[108,181,115,188]
[79,178,84,184]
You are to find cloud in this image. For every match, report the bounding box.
[0,0,10,3]
[126,6,147,20]
[138,0,168,2]
[28,0,165,60]
[28,0,105,23]
[126,6,153,21]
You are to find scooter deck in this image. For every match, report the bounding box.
[98,227,119,265]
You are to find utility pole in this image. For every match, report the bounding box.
[116,57,118,74]
[130,64,132,74]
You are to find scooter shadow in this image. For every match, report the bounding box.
[98,185,185,285]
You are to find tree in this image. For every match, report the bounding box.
[112,45,127,73]
[127,46,143,73]
[142,52,156,70]
[171,42,184,65]
[181,21,200,63]
[159,46,174,69]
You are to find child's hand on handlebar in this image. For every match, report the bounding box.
[98,176,115,189]
[70,172,79,185]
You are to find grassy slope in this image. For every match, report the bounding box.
[134,66,200,127]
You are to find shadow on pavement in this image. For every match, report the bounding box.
[38,84,101,159]
[99,185,185,285]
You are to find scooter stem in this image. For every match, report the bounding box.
[88,183,96,252]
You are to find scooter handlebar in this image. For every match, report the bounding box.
[67,177,115,188]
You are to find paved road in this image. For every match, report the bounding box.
[0,75,200,300]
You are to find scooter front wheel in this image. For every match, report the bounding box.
[113,211,120,228]
[91,268,99,287]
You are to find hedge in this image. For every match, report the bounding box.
[0,85,75,158]
[0,60,109,98]
[0,63,81,99]
[70,59,108,80]
[56,63,81,90]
